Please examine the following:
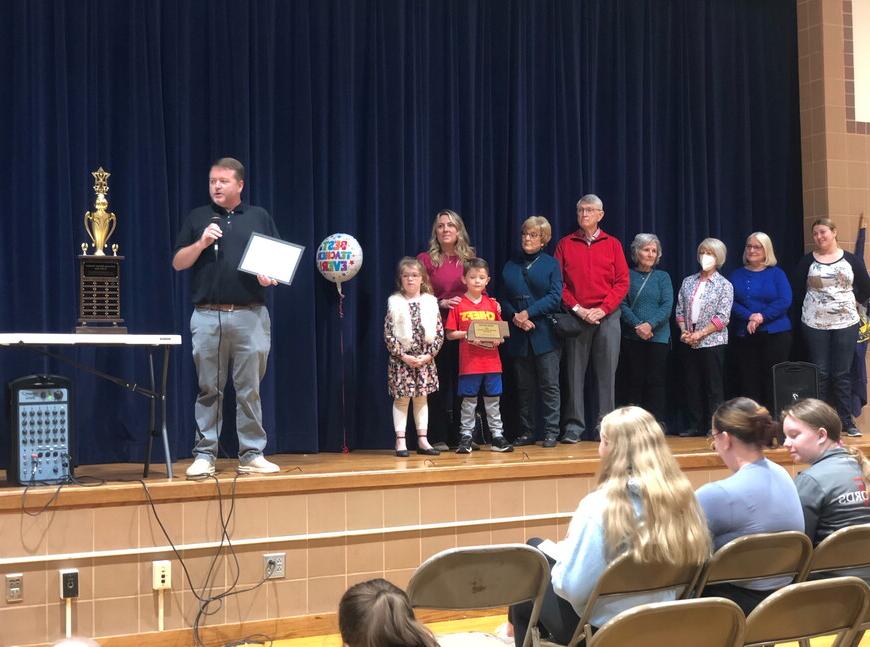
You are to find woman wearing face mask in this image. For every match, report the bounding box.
[675,238,733,437]
[792,218,870,437]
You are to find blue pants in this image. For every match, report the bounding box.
[802,322,859,427]
[191,306,271,462]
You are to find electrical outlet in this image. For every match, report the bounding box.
[5,573,23,603]
[152,560,172,590]
[263,552,285,579]
[59,569,79,599]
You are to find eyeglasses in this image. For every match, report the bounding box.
[578,207,601,214]
[707,429,722,449]
[521,231,541,239]
[745,244,763,250]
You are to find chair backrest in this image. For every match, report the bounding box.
[743,576,870,647]
[407,543,550,647]
[802,523,870,579]
[560,552,702,647]
[772,361,820,415]
[693,531,813,596]
[586,597,745,647]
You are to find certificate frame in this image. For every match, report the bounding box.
[238,232,305,286]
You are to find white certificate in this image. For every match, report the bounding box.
[238,233,305,286]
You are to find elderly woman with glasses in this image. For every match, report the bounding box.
[618,234,673,422]
[675,238,733,437]
[728,232,792,412]
[500,216,563,448]
[696,397,804,614]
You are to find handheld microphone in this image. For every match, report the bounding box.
[210,215,222,257]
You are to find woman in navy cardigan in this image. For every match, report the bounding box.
[501,216,563,448]
[728,232,792,412]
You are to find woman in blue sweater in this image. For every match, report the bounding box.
[728,232,792,411]
[501,216,563,447]
[619,234,673,422]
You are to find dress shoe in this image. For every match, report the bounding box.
[513,433,536,447]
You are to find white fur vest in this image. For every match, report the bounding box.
[388,293,439,350]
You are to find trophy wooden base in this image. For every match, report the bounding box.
[76,324,128,334]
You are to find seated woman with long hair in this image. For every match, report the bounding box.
[697,397,804,614]
[338,578,439,647]
[508,406,711,646]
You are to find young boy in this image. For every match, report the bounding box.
[445,258,514,453]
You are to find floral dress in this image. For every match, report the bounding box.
[384,300,444,398]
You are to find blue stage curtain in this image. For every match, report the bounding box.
[0,0,802,464]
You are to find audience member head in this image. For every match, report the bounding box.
[394,257,432,296]
[782,398,870,487]
[596,406,711,565]
[710,397,777,470]
[697,237,727,270]
[427,209,475,265]
[338,578,439,647]
[743,231,777,267]
[521,215,552,253]
[630,233,662,269]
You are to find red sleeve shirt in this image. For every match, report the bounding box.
[554,229,629,314]
[445,294,503,375]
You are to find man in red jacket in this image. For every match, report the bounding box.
[554,194,629,442]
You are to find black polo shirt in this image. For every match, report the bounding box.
[174,201,280,305]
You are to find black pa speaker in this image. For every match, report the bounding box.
[772,362,820,416]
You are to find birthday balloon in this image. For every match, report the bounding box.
[316,233,363,295]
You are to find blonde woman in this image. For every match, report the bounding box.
[782,398,870,545]
[508,406,710,646]
[417,209,477,450]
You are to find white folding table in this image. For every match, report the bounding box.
[0,333,182,480]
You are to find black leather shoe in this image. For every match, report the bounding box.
[542,434,558,448]
[417,446,440,456]
[395,448,410,457]
[513,433,536,447]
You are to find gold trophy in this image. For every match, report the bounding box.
[76,168,126,333]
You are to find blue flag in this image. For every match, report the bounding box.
[851,214,867,417]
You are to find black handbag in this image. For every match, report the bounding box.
[548,311,586,338]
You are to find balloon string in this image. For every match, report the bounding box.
[339,286,349,453]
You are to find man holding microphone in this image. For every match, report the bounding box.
[173,157,280,477]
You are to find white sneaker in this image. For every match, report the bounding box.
[237,455,280,474]
[185,457,215,478]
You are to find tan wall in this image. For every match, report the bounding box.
[798,0,870,249]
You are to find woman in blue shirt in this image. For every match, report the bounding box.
[501,216,563,448]
[619,234,673,423]
[728,232,792,411]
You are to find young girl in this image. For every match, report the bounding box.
[385,257,444,456]
[338,578,440,647]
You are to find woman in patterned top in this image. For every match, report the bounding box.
[793,218,870,437]
[675,238,734,437]
[384,257,444,456]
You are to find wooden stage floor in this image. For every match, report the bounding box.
[3,435,868,512]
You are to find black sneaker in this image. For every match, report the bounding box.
[846,427,863,437]
[513,433,536,447]
[560,430,581,444]
[491,436,514,452]
[542,434,558,448]
[456,436,473,453]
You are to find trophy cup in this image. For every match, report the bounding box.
[76,168,127,333]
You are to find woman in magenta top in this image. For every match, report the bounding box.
[417,209,476,450]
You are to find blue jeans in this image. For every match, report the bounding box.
[801,322,858,427]
[191,306,271,462]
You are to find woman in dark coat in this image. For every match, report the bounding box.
[501,216,563,447]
